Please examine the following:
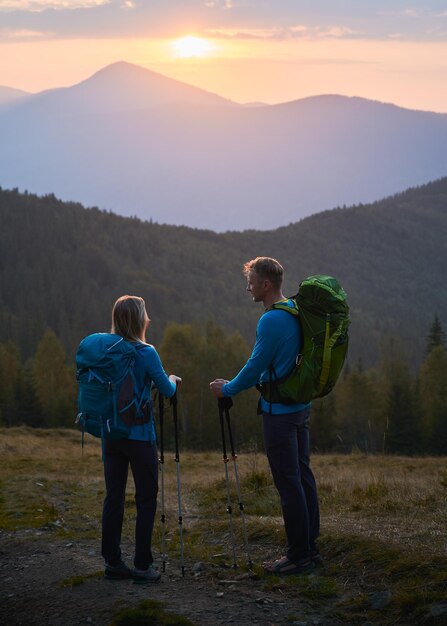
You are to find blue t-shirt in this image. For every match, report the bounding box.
[223,299,310,414]
[129,343,176,442]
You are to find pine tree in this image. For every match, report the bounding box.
[385,376,418,455]
[0,341,22,426]
[426,315,445,355]
[419,345,447,454]
[376,335,416,453]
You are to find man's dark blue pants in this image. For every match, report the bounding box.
[101,438,158,571]
[263,408,320,563]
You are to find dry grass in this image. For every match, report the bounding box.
[1,427,446,555]
[314,453,447,556]
[1,427,446,624]
[0,427,103,535]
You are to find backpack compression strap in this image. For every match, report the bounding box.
[318,315,344,394]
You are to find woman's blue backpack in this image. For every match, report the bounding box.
[76,333,152,444]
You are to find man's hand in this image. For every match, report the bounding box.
[209,378,229,398]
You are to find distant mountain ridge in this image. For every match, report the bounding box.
[0,61,446,230]
[1,177,447,368]
[8,62,235,118]
[0,85,30,108]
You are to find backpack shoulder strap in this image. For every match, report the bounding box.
[259,298,301,413]
[265,298,299,317]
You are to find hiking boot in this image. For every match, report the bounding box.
[310,549,324,566]
[263,556,315,576]
[133,564,161,584]
[104,560,133,580]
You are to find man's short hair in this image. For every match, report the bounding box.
[243,257,284,289]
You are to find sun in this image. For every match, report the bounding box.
[172,36,213,59]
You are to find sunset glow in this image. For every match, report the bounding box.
[172,36,213,59]
[0,1,446,113]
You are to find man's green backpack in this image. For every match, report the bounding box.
[259,275,350,405]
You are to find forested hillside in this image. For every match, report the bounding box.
[1,183,447,452]
[1,180,447,365]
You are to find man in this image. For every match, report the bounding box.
[210,257,320,575]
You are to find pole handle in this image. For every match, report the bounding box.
[218,397,236,458]
[218,396,233,411]
[218,401,228,461]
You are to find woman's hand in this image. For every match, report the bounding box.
[169,374,182,389]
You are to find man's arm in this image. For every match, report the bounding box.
[210,313,279,398]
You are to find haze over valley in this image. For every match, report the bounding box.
[1,62,446,231]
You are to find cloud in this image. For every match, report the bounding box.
[403,9,420,18]
[0,0,111,12]
[0,1,444,43]
[318,26,361,38]
[204,0,234,7]
[4,27,50,37]
[377,8,423,18]
[206,27,281,39]
[206,24,362,40]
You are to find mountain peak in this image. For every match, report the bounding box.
[5,61,237,119]
[89,60,163,81]
[78,60,236,108]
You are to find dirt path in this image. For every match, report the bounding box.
[0,530,335,626]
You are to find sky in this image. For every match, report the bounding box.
[1,0,447,112]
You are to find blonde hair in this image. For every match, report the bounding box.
[243,257,284,289]
[111,295,149,343]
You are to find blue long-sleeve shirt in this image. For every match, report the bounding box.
[222,299,310,414]
[129,343,176,441]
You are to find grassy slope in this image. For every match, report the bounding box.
[1,427,446,624]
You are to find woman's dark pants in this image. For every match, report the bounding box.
[101,438,158,570]
[263,408,320,563]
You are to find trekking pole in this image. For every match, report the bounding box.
[158,392,167,573]
[172,393,185,577]
[218,396,238,569]
[221,397,253,567]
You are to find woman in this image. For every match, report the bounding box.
[102,295,181,584]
